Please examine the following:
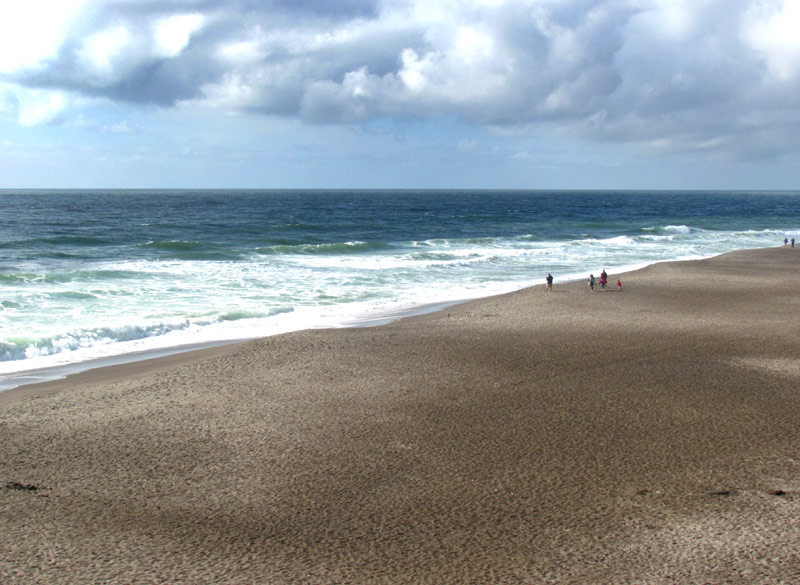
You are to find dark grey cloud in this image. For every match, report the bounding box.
[2,0,800,161]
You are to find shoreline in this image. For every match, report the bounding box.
[0,297,471,399]
[0,251,728,398]
[2,245,799,584]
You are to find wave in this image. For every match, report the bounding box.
[664,225,694,234]
[218,307,293,321]
[0,269,145,285]
[257,241,393,256]
[51,291,99,300]
[412,236,509,247]
[0,322,189,362]
[408,251,471,262]
[641,225,696,234]
[597,235,638,245]
[279,222,326,232]
[141,239,202,251]
[0,273,42,285]
[0,304,298,363]
[139,240,243,260]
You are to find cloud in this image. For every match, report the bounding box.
[153,13,207,58]
[0,0,88,73]
[0,85,71,126]
[744,0,800,81]
[0,0,799,161]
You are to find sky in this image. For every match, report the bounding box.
[0,0,799,190]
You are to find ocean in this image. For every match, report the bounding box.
[2,189,799,390]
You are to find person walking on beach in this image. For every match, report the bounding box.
[617,279,622,291]
[599,273,607,291]
[792,238,796,248]
[545,273,553,292]
[588,274,595,291]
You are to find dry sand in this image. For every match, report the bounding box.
[1,247,799,584]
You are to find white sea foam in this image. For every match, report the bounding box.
[1,221,797,391]
[664,225,694,234]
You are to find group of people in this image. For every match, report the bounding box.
[543,270,622,292]
[588,269,621,292]
[784,237,795,247]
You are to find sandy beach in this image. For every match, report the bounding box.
[2,247,799,584]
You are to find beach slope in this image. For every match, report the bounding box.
[2,247,799,584]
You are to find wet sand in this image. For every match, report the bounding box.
[2,247,799,584]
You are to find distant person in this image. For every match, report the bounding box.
[545,273,553,292]
[588,274,595,291]
[617,279,622,291]
[599,273,607,291]
[601,269,607,281]
[785,237,789,245]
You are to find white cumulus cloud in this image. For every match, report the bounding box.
[153,13,205,58]
[744,0,800,81]
[17,90,69,126]
[0,0,88,73]
[0,0,799,162]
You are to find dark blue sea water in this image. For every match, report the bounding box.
[2,189,799,388]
